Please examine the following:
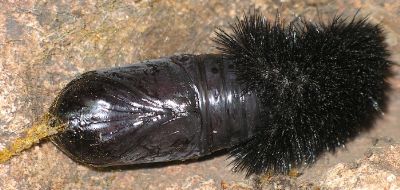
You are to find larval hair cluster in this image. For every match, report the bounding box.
[214,11,392,176]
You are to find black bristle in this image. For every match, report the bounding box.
[214,11,393,176]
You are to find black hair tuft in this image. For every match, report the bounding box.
[214,11,393,176]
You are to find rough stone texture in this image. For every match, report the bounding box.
[319,146,400,189]
[0,0,399,189]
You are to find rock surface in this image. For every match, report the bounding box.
[0,0,400,189]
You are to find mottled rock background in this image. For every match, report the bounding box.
[0,0,400,189]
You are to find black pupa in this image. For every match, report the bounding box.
[42,11,392,175]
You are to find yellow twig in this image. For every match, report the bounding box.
[0,113,65,164]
